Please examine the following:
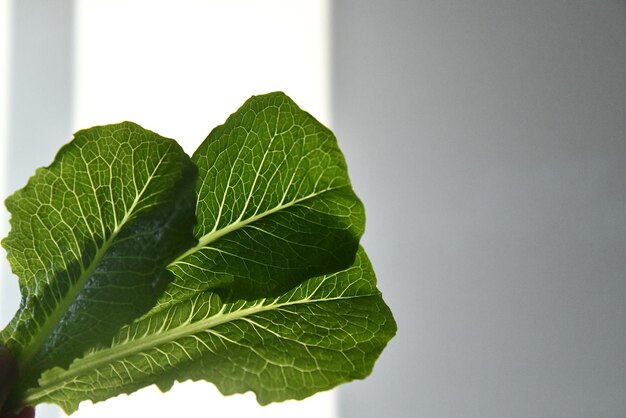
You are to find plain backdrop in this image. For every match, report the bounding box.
[334,1,626,417]
[1,1,626,418]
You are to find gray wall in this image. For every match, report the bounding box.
[2,0,74,337]
[333,1,626,417]
[3,2,73,417]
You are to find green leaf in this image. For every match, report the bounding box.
[0,123,197,392]
[1,93,396,414]
[164,92,364,305]
[23,248,396,413]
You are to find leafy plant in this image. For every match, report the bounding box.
[0,92,396,415]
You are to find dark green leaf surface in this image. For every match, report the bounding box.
[24,248,396,413]
[165,92,364,304]
[0,123,197,391]
[1,93,396,414]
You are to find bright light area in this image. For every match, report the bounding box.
[71,383,336,418]
[73,0,331,154]
[66,1,335,417]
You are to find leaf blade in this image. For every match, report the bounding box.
[25,248,396,413]
[1,122,197,389]
[165,92,365,304]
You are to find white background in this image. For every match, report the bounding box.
[1,1,336,417]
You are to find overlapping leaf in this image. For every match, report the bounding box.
[0,123,197,391]
[164,92,364,305]
[23,248,396,413]
[0,93,395,415]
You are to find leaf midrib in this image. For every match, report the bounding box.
[169,185,344,265]
[17,148,171,371]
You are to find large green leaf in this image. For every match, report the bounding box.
[0,123,197,392]
[164,92,364,305]
[23,248,396,413]
[0,93,396,415]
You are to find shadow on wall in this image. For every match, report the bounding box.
[333,1,626,417]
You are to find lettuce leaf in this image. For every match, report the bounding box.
[0,93,395,414]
